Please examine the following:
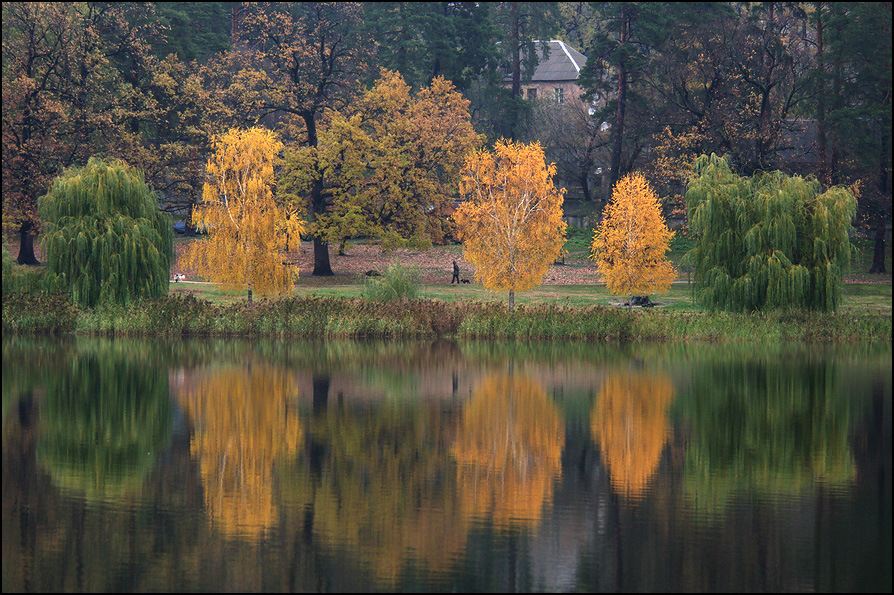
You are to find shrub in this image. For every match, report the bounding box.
[363,260,420,302]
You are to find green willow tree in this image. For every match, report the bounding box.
[686,154,856,312]
[38,158,173,308]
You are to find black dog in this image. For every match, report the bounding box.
[461,279,470,284]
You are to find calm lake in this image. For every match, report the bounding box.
[2,336,891,593]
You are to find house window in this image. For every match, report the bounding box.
[554,87,564,105]
[527,88,537,100]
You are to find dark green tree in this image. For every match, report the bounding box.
[361,2,501,92]
[37,158,173,308]
[686,154,856,312]
[818,2,892,274]
[152,1,233,63]
[578,2,675,198]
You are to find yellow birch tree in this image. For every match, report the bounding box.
[591,173,676,304]
[454,140,567,310]
[182,127,302,300]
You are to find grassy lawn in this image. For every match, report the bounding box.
[168,226,891,314]
[171,278,891,315]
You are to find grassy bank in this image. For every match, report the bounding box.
[171,278,892,315]
[3,291,890,343]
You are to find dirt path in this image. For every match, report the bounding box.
[171,240,604,286]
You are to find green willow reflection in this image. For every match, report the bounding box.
[37,341,172,502]
[680,354,855,515]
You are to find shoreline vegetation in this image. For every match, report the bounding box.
[3,290,890,343]
[4,231,891,343]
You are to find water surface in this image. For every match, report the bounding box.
[2,337,890,592]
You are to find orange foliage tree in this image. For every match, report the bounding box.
[590,371,675,500]
[451,373,565,530]
[590,173,676,304]
[177,364,303,540]
[453,140,567,310]
[181,127,303,301]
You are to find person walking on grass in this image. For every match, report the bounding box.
[451,260,460,284]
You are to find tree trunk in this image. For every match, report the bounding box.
[869,218,887,274]
[16,220,40,265]
[608,8,630,198]
[815,2,829,186]
[313,235,333,276]
[509,289,515,312]
[830,35,843,185]
[580,171,592,203]
[304,112,334,276]
[509,1,522,141]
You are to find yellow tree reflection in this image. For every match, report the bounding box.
[591,371,675,500]
[178,365,303,540]
[280,404,468,585]
[452,373,565,530]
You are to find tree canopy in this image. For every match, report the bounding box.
[591,172,676,300]
[37,157,173,308]
[454,139,567,311]
[181,127,300,300]
[686,153,857,312]
[281,69,484,251]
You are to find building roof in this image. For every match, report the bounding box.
[514,40,588,83]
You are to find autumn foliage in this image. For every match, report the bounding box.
[591,371,675,500]
[282,69,483,251]
[591,173,676,299]
[451,373,564,530]
[177,365,303,540]
[182,127,302,299]
[454,140,567,310]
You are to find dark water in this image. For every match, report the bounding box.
[2,336,891,593]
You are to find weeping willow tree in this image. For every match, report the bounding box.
[37,157,173,308]
[686,154,857,312]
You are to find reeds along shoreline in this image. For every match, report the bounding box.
[2,293,890,343]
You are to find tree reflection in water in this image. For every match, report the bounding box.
[177,365,303,539]
[37,344,172,502]
[452,373,565,530]
[590,371,675,500]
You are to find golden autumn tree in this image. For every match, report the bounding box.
[591,173,676,305]
[280,69,483,253]
[181,127,303,301]
[590,371,675,500]
[176,364,303,540]
[454,140,567,311]
[451,373,565,531]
